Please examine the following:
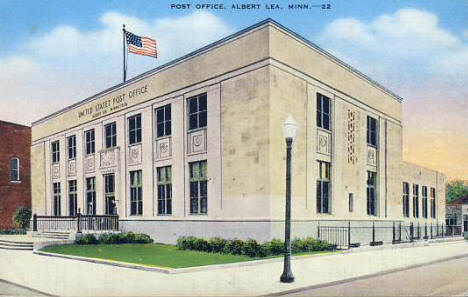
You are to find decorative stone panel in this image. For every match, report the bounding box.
[155,137,172,161]
[128,144,142,166]
[317,129,331,155]
[346,109,359,164]
[84,155,95,174]
[52,163,60,179]
[187,129,207,155]
[100,147,119,169]
[68,159,76,177]
[367,146,377,167]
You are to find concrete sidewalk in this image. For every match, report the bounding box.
[0,240,467,296]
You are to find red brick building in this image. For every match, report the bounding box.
[0,121,31,229]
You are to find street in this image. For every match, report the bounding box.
[283,255,468,297]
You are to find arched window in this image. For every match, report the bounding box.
[10,158,20,181]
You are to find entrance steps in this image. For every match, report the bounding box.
[33,231,71,240]
[0,239,33,251]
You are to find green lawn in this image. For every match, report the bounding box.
[41,244,331,268]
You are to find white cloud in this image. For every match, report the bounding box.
[317,8,468,179]
[0,11,233,125]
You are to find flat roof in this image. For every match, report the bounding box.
[0,120,31,128]
[33,18,402,126]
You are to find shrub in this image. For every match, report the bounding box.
[223,239,244,255]
[242,239,266,257]
[208,237,227,253]
[291,238,308,253]
[76,234,98,245]
[13,206,31,229]
[177,236,196,250]
[0,229,27,235]
[264,238,284,255]
[133,233,153,243]
[98,233,117,244]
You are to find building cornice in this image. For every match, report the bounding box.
[32,18,402,126]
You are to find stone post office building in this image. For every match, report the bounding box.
[31,19,446,243]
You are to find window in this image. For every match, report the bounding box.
[413,184,419,218]
[51,141,60,163]
[10,158,20,181]
[104,174,116,215]
[105,122,117,148]
[68,180,77,216]
[367,171,377,216]
[157,166,172,215]
[53,182,61,216]
[155,104,171,138]
[349,193,354,213]
[187,93,207,131]
[316,93,330,130]
[446,214,457,226]
[130,170,143,215]
[422,186,428,218]
[86,177,96,215]
[430,187,436,218]
[402,182,410,217]
[367,116,378,147]
[85,129,95,155]
[128,114,142,145]
[190,161,207,214]
[68,135,76,159]
[316,161,330,213]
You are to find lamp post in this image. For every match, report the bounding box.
[280,114,297,283]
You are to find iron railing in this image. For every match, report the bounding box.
[318,221,463,250]
[32,213,119,232]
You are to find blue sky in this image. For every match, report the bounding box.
[1,0,467,57]
[0,0,467,178]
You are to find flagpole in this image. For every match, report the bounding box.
[122,24,127,83]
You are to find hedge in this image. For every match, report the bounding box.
[0,229,27,235]
[75,232,153,245]
[176,236,334,258]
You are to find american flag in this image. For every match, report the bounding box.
[125,31,157,58]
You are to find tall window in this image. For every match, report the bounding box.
[422,186,428,218]
[68,180,77,216]
[446,214,457,226]
[413,184,419,218]
[367,116,378,147]
[188,93,207,131]
[402,182,410,217]
[128,114,142,145]
[430,187,436,218]
[10,158,20,181]
[367,171,377,216]
[51,141,60,163]
[105,122,117,148]
[86,177,96,215]
[68,135,76,159]
[157,166,172,215]
[104,174,116,215]
[190,161,207,214]
[316,93,330,130]
[85,129,95,155]
[316,161,330,214]
[53,182,61,216]
[155,104,171,137]
[130,170,143,215]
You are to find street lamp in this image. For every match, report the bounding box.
[280,114,297,283]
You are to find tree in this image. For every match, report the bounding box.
[446,180,468,202]
[13,206,32,229]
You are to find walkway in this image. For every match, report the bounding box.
[0,240,467,296]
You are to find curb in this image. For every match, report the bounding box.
[260,252,468,297]
[0,278,57,297]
